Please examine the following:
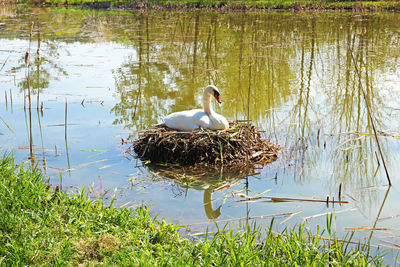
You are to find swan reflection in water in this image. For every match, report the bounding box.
[203,188,222,220]
[142,164,252,220]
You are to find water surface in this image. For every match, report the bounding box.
[1,7,400,263]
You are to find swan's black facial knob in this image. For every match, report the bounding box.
[213,90,221,104]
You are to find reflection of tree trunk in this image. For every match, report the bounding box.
[355,30,362,149]
[237,18,244,121]
[247,23,254,122]
[344,22,356,132]
[356,33,371,129]
[205,17,212,82]
[336,28,340,91]
[192,14,199,79]
[36,26,41,110]
[145,15,151,98]
[356,35,364,129]
[146,16,150,64]
[360,30,373,129]
[266,30,272,109]
[301,18,315,139]
[132,16,144,124]
[27,27,34,163]
[250,19,259,123]
[299,33,305,123]
[213,14,218,70]
[36,22,46,169]
[181,16,188,45]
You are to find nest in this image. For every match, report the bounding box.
[129,121,280,169]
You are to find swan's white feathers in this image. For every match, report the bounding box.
[164,109,210,131]
[163,86,229,131]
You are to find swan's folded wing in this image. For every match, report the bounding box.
[164,109,209,131]
[208,113,229,130]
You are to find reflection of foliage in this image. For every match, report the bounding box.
[4,7,400,199]
[109,12,400,134]
[110,12,298,130]
[13,57,67,94]
[107,11,400,194]
[4,15,70,95]
[111,62,171,129]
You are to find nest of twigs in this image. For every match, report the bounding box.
[129,121,280,169]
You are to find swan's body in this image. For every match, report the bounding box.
[164,85,229,131]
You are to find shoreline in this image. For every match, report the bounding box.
[0,156,385,265]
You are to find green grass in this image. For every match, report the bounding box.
[20,0,400,11]
[0,155,384,265]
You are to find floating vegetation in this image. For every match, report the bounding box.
[128,121,280,170]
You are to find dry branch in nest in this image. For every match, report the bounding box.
[129,121,280,169]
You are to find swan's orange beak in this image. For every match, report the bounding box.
[214,93,222,104]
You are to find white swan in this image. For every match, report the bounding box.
[164,85,229,131]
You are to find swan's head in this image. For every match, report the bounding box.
[205,85,222,104]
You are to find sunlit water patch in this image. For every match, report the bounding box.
[1,7,400,264]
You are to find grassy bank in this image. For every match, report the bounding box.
[16,0,400,11]
[0,155,384,265]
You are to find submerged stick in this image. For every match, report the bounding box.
[184,211,296,226]
[374,151,380,166]
[36,63,40,110]
[279,210,303,225]
[4,90,7,111]
[36,25,41,110]
[0,54,10,72]
[65,99,68,140]
[0,116,14,133]
[347,42,391,185]
[368,186,391,243]
[237,196,348,204]
[303,208,357,221]
[28,91,33,161]
[9,88,12,112]
[37,103,46,171]
[65,98,71,172]
[26,22,35,162]
[307,235,385,250]
[270,196,347,204]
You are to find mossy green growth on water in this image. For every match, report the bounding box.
[0,156,384,265]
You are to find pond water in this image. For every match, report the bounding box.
[1,6,400,263]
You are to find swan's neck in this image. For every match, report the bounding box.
[203,93,214,115]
